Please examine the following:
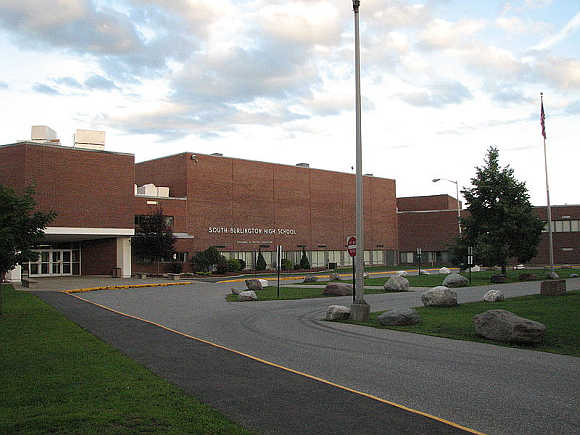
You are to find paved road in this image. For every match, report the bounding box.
[61,279,579,434]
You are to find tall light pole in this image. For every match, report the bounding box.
[350,0,369,321]
[432,178,462,235]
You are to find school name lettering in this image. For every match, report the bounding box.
[208,227,296,235]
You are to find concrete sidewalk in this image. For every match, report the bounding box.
[13,275,194,292]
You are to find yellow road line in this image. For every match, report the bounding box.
[66,291,484,434]
[63,281,193,294]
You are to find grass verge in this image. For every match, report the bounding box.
[226,285,387,302]
[0,284,250,434]
[339,290,580,357]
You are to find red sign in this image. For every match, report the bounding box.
[347,236,357,257]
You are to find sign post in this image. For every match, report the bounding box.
[277,245,283,298]
[467,246,474,285]
[347,236,357,302]
[417,248,422,276]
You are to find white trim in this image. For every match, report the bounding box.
[44,227,135,236]
[174,233,194,239]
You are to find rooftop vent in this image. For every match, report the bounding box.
[31,125,60,144]
[136,183,170,198]
[210,153,223,157]
[364,173,374,176]
[296,162,310,168]
[74,129,105,150]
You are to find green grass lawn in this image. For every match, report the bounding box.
[340,290,580,357]
[0,284,251,435]
[226,285,387,302]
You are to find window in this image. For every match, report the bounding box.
[561,221,571,232]
[400,252,414,264]
[555,221,563,232]
[571,220,579,232]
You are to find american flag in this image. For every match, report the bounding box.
[540,94,546,139]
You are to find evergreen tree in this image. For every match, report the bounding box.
[300,247,310,269]
[458,146,544,274]
[256,248,267,271]
[0,185,56,315]
[132,208,176,274]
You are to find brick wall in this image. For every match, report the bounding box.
[0,144,26,192]
[398,195,460,212]
[135,153,188,198]
[398,210,459,252]
[81,238,117,275]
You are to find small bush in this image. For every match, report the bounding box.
[238,258,246,270]
[226,258,241,273]
[293,264,301,270]
[281,258,293,271]
[216,257,228,274]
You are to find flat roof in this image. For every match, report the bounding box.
[0,141,134,157]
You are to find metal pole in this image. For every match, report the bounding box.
[542,94,554,273]
[455,180,461,235]
[354,0,364,304]
[352,262,355,303]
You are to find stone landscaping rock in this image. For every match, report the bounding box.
[325,305,350,321]
[518,273,537,281]
[546,271,560,280]
[483,289,504,302]
[377,308,420,326]
[471,265,481,272]
[363,272,369,279]
[397,271,408,277]
[570,273,579,278]
[472,309,546,344]
[231,287,243,295]
[328,272,341,281]
[421,286,457,307]
[490,274,507,284]
[439,267,451,274]
[383,275,409,292]
[245,279,268,290]
[303,276,318,283]
[323,283,353,296]
[442,273,469,288]
[238,290,257,301]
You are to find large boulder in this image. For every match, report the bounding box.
[546,271,560,280]
[421,286,457,307]
[397,271,408,277]
[303,276,318,283]
[472,310,546,344]
[490,275,507,283]
[384,275,409,292]
[245,279,268,290]
[238,290,258,302]
[570,273,579,278]
[439,267,451,274]
[442,273,469,288]
[328,272,341,281]
[471,265,481,272]
[323,283,353,296]
[377,308,420,326]
[326,305,350,321]
[231,287,243,295]
[483,289,504,302]
[518,273,537,281]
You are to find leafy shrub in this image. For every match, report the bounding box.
[300,247,310,269]
[226,258,241,273]
[238,258,246,270]
[293,264,301,270]
[281,258,292,271]
[191,246,223,272]
[216,257,228,274]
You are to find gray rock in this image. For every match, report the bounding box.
[473,309,546,344]
[397,271,409,277]
[377,308,420,326]
[546,271,560,280]
[323,283,353,296]
[442,273,469,288]
[363,272,369,279]
[328,272,341,281]
[245,279,268,290]
[471,265,481,272]
[483,289,504,302]
[421,286,458,307]
[384,275,410,292]
[231,287,243,295]
[303,276,318,283]
[325,305,350,321]
[570,273,578,278]
[439,267,451,274]
[238,290,257,302]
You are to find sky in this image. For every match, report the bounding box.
[1,0,579,206]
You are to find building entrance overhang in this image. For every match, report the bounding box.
[43,227,135,242]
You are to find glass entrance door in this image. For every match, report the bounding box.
[29,249,74,277]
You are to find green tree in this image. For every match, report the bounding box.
[256,248,266,271]
[132,208,176,274]
[0,185,56,314]
[191,246,224,273]
[458,146,544,274]
[300,247,310,269]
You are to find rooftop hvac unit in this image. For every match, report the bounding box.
[74,129,105,150]
[296,162,310,168]
[31,125,59,143]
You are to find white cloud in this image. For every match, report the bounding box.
[417,18,486,50]
[530,11,580,51]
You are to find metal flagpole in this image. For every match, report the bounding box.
[350,0,369,321]
[541,92,555,273]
